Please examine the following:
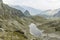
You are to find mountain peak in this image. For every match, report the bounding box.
[24,10,31,17]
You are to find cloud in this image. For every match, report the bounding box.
[3,0,60,10]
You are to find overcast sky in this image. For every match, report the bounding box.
[3,0,60,10]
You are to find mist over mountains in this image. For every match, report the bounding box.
[10,5,60,18]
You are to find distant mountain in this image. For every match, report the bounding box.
[37,9,60,18]
[10,5,31,17]
[22,6,42,15]
[53,9,60,17]
[24,10,31,17]
[10,5,42,15]
[10,5,60,18]
[39,10,58,16]
[54,11,60,17]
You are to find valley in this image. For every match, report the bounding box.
[0,0,60,40]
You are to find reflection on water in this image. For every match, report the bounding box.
[29,23,44,37]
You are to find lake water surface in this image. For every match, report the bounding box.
[29,23,44,37]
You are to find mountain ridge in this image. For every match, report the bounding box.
[10,5,42,15]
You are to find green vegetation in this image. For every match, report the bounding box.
[0,32,27,40]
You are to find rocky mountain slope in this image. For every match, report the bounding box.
[0,0,60,40]
[0,1,25,18]
[0,0,47,40]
